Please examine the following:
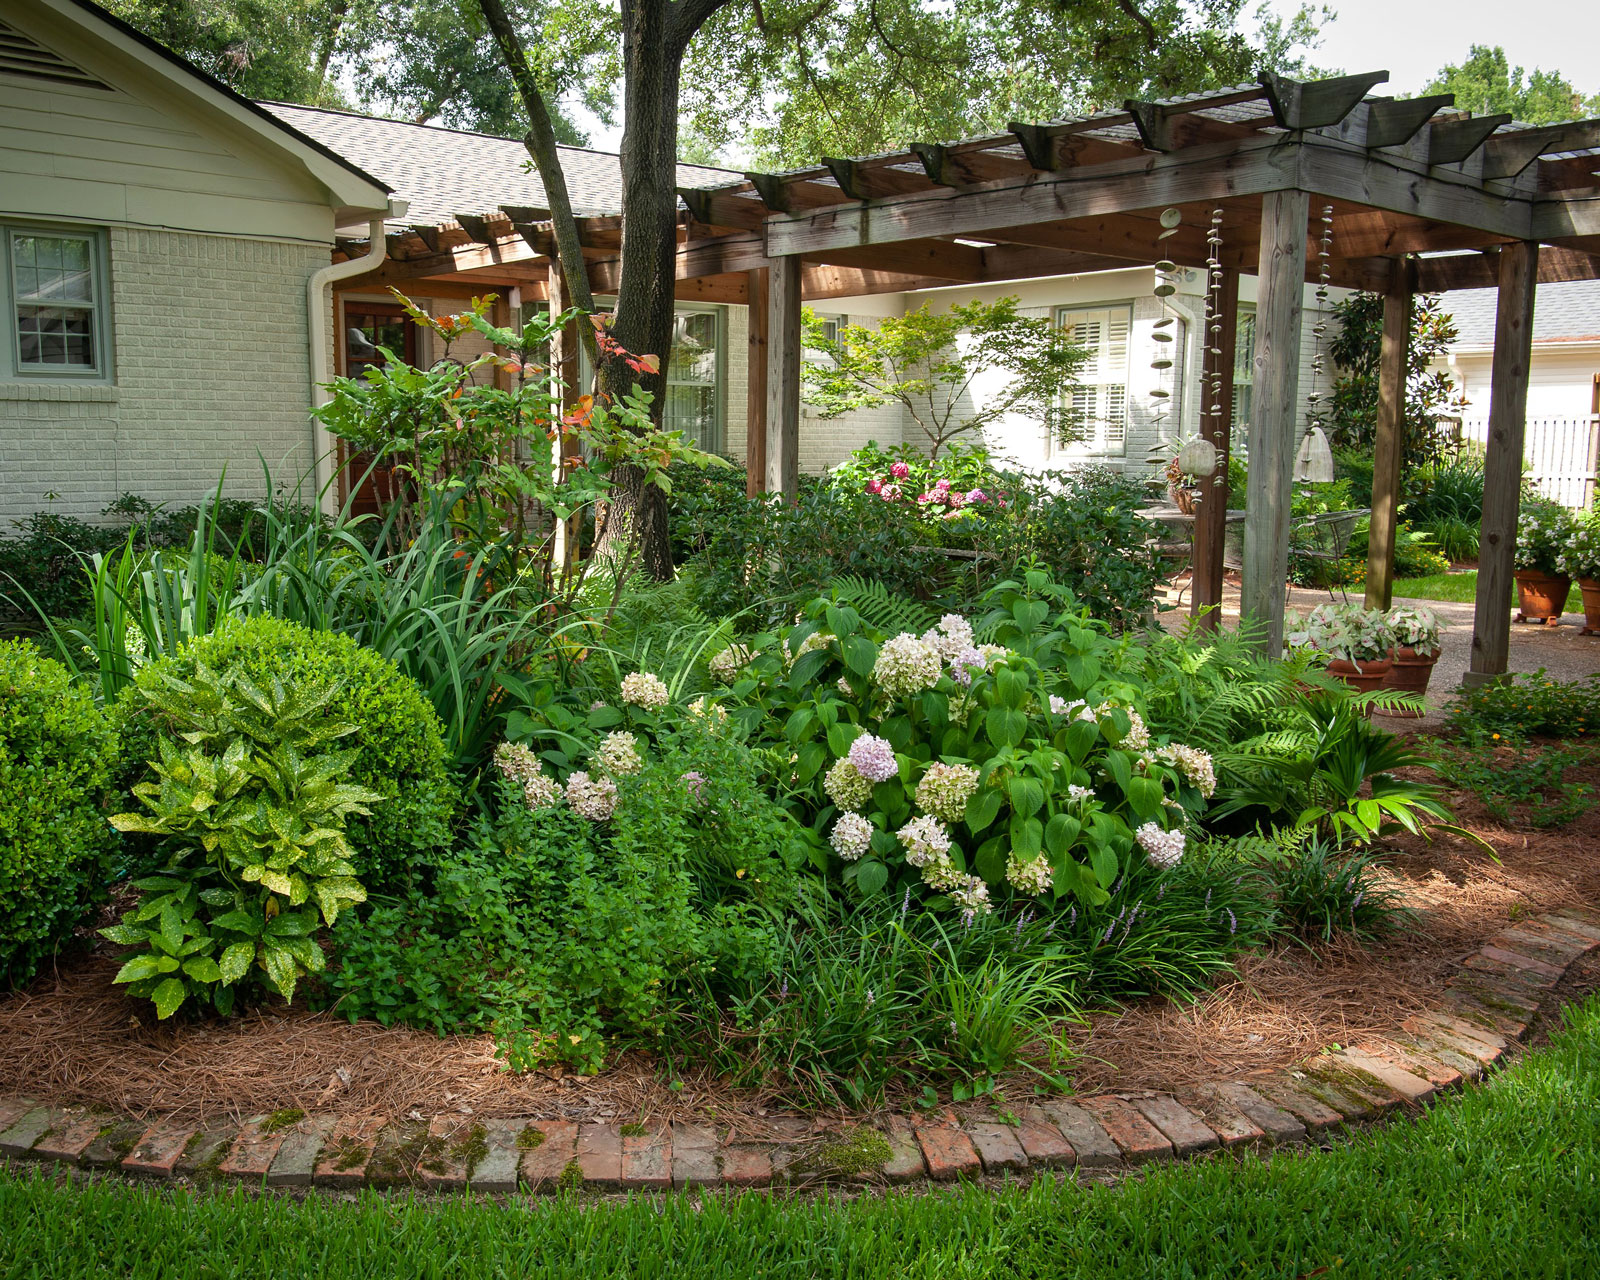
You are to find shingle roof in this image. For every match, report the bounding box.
[1446,278,1600,346]
[259,102,740,227]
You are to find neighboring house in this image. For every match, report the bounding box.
[1435,280,1600,507]
[0,0,1342,529]
[0,0,391,525]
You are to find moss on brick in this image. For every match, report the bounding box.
[516,1125,547,1152]
[557,1160,583,1191]
[261,1108,305,1135]
[794,1128,893,1178]
[619,1123,648,1138]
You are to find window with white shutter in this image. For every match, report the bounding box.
[1051,305,1132,456]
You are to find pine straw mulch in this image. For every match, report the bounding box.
[2,745,1598,1129]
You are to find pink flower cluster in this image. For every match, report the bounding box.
[862,467,1004,513]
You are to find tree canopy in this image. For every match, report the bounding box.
[1423,45,1599,124]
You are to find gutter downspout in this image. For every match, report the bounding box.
[307,198,409,515]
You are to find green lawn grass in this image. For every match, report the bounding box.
[4,999,1600,1279]
[1395,570,1583,612]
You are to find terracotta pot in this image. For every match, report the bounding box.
[1168,482,1199,515]
[1515,569,1572,624]
[1377,645,1440,717]
[1580,578,1600,636]
[1327,655,1392,696]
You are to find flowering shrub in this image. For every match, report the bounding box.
[1561,513,1600,581]
[713,570,1214,914]
[1515,502,1574,575]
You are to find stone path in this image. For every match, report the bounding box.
[3,907,1596,1195]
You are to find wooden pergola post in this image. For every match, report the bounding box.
[765,254,802,498]
[1364,259,1415,610]
[1466,241,1540,687]
[746,267,769,496]
[1192,267,1240,629]
[548,258,582,565]
[1241,189,1310,655]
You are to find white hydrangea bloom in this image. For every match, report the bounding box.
[708,643,755,685]
[920,854,963,892]
[782,630,832,668]
[1154,743,1216,798]
[565,770,619,821]
[1006,852,1052,895]
[687,696,728,727]
[897,814,953,868]
[1135,821,1185,869]
[829,812,874,861]
[949,875,993,914]
[914,762,980,824]
[493,741,561,809]
[593,730,642,777]
[824,758,871,812]
[620,671,670,711]
[873,632,943,699]
[921,614,974,662]
[836,676,855,697]
[1066,784,1094,803]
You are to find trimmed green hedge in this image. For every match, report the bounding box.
[113,617,456,888]
[0,639,118,985]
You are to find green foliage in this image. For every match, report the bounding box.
[716,569,1213,914]
[1405,453,1487,562]
[1446,670,1600,741]
[1328,293,1463,470]
[102,667,377,1018]
[1429,734,1595,829]
[114,617,455,889]
[1212,688,1456,844]
[1516,499,1575,575]
[1424,44,1599,123]
[800,298,1087,456]
[1253,833,1412,945]
[0,640,118,986]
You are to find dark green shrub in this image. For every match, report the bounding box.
[0,508,121,622]
[0,639,119,985]
[1255,834,1411,945]
[113,616,455,888]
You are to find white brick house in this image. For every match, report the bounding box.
[0,0,390,524]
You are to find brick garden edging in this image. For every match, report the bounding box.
[3,907,1597,1194]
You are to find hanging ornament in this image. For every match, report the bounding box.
[1296,204,1336,481]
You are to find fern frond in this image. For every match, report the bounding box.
[830,574,937,636]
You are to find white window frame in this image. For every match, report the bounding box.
[1232,304,1257,432]
[804,312,848,366]
[1,222,112,382]
[1052,303,1132,457]
[663,302,725,455]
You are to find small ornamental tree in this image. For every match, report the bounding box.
[801,297,1087,458]
[1327,292,1465,473]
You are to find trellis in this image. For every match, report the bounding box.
[337,70,1600,679]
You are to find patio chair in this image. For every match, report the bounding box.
[1291,507,1370,601]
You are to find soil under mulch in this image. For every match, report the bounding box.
[3,748,1598,1129]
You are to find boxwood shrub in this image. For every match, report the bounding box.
[113,616,456,888]
[0,639,119,985]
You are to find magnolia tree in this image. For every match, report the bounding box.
[800,297,1088,459]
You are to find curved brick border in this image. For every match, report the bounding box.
[3,907,1596,1193]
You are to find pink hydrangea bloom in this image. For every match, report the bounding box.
[866,477,883,494]
[890,461,910,479]
[967,488,988,503]
[848,733,898,783]
[935,478,951,491]
[881,484,901,502]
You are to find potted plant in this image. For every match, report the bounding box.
[1379,604,1446,714]
[1288,602,1395,694]
[1561,515,1600,636]
[1514,502,1574,624]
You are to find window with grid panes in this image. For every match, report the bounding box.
[4,225,108,378]
[661,307,722,453]
[1232,307,1257,432]
[1052,305,1131,455]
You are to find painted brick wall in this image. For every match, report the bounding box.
[0,228,327,524]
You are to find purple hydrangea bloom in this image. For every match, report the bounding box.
[848,733,898,783]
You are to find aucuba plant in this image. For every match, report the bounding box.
[102,667,379,1018]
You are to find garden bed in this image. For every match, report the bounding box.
[4,744,1595,1132]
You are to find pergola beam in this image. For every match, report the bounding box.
[1364,95,1454,149]
[1259,70,1388,131]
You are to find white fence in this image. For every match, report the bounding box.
[1456,416,1600,510]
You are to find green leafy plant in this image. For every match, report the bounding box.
[1287,603,1395,665]
[1446,670,1600,741]
[0,639,119,986]
[1561,512,1600,581]
[1429,734,1595,829]
[113,617,455,889]
[1386,605,1445,654]
[102,667,377,1018]
[1255,833,1412,945]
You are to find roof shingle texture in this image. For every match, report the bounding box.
[1447,279,1600,345]
[259,102,739,227]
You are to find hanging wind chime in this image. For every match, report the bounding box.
[1297,204,1337,483]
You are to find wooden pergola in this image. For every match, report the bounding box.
[337,71,1600,679]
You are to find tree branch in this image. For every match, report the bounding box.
[476,0,597,365]
[1114,0,1160,49]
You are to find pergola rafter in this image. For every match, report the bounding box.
[331,70,1600,676]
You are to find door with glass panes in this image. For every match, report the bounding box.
[339,301,417,515]
[662,309,721,453]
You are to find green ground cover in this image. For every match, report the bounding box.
[1395,570,1583,611]
[3,996,1598,1280]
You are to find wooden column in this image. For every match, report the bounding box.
[746,267,769,496]
[548,259,583,566]
[1191,267,1240,629]
[765,254,802,499]
[1466,241,1539,687]
[1364,259,1415,610]
[1241,189,1310,656]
